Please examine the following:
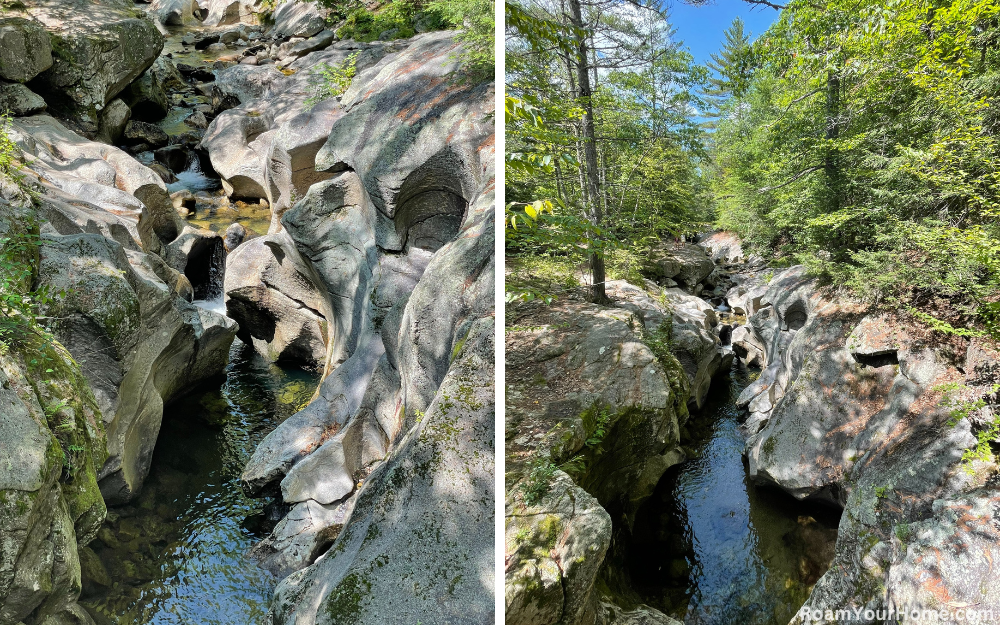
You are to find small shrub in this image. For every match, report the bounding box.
[305,52,359,107]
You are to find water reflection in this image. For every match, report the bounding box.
[82,339,319,624]
[628,364,841,625]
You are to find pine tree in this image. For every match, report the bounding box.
[704,18,753,117]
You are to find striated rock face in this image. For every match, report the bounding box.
[728,263,1000,622]
[202,40,399,222]
[504,298,690,625]
[212,29,496,623]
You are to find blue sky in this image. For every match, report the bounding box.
[666,0,779,66]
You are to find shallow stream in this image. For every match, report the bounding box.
[81,339,319,624]
[627,364,842,625]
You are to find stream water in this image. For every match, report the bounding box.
[627,364,842,625]
[80,339,320,624]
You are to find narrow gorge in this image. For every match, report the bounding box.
[504,233,1000,625]
[0,0,495,623]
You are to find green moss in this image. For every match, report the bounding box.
[323,572,372,622]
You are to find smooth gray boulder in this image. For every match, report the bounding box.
[698,230,744,263]
[148,0,200,25]
[202,0,262,26]
[0,81,47,116]
[96,97,131,144]
[0,16,52,83]
[9,114,167,224]
[642,242,715,287]
[224,233,328,365]
[23,0,164,131]
[272,0,327,37]
[120,66,169,121]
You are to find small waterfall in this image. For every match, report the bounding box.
[167,154,220,195]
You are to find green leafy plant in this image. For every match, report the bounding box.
[305,52,360,107]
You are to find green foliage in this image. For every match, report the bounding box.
[642,316,675,367]
[711,0,1000,330]
[325,0,493,77]
[520,456,558,505]
[305,52,359,106]
[704,18,755,116]
[937,382,1000,473]
[506,0,711,295]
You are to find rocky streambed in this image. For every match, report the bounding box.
[505,231,1000,625]
[0,1,495,623]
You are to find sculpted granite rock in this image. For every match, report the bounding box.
[202,41,396,219]
[229,32,495,623]
[224,233,328,365]
[728,263,1000,622]
[269,318,495,625]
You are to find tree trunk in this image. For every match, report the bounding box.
[567,0,607,303]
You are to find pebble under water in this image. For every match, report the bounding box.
[627,364,842,625]
[81,339,320,624]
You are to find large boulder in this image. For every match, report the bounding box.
[733,264,1000,621]
[120,65,169,121]
[272,0,327,38]
[0,81,47,116]
[0,202,108,625]
[604,280,726,408]
[224,233,328,365]
[202,0,262,26]
[0,16,52,83]
[504,299,690,624]
[22,0,163,131]
[642,242,715,287]
[698,230,744,264]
